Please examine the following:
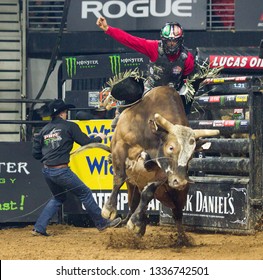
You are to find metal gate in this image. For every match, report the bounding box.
[160,76,263,234]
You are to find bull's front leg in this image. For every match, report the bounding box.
[127,181,160,236]
[102,143,127,220]
[171,186,192,247]
[102,175,125,220]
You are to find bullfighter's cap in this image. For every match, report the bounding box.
[48,99,75,117]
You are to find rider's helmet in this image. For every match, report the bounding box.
[160,22,184,55]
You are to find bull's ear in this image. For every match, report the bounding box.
[148,119,167,137]
[154,113,174,133]
[149,119,158,133]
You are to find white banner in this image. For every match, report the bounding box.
[1,260,263,280]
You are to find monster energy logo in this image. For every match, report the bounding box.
[65,57,77,78]
[109,55,121,75]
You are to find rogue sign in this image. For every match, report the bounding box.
[67,0,207,31]
[81,0,194,19]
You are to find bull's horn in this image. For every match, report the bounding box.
[154,113,174,132]
[194,129,220,139]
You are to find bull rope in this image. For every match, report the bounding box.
[70,133,113,156]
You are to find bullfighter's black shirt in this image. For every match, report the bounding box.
[32,117,102,166]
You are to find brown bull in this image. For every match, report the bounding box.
[102,86,219,243]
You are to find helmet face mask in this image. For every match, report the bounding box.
[160,22,184,55]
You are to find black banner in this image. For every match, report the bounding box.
[160,181,249,230]
[235,0,263,31]
[62,53,149,80]
[63,190,159,215]
[0,142,56,223]
[67,0,207,32]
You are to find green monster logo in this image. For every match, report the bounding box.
[65,57,77,78]
[109,55,121,75]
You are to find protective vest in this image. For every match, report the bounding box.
[146,41,188,90]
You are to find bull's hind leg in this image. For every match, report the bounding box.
[127,181,159,236]
[102,145,127,220]
[121,182,141,225]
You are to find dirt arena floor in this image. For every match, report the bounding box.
[0,223,263,260]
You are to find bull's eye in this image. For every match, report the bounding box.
[168,145,174,153]
[189,138,195,145]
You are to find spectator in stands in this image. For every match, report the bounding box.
[212,0,235,29]
[28,1,51,28]
[29,1,61,29]
[31,99,121,236]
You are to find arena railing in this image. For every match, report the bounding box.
[207,0,235,31]
[0,98,52,141]
[27,0,66,31]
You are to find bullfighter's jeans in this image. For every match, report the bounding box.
[34,167,108,234]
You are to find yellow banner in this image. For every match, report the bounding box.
[69,120,127,190]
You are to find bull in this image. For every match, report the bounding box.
[101,86,219,244]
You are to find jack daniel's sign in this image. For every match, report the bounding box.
[160,180,249,230]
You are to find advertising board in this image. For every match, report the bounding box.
[67,0,207,31]
[0,142,57,223]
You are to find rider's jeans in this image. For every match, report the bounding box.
[34,167,107,233]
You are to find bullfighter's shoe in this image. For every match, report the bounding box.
[32,229,50,237]
[97,217,122,232]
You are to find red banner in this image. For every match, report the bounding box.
[209,55,263,69]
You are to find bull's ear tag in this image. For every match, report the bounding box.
[148,119,158,132]
[153,121,158,131]
[201,142,211,150]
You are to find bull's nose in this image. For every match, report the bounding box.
[168,178,180,188]
[169,177,188,189]
[172,178,179,186]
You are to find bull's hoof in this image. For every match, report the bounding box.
[127,218,146,237]
[176,232,195,248]
[101,204,117,220]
